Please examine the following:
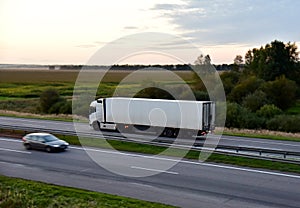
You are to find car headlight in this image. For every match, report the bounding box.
[52,145,60,148]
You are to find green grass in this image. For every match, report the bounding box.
[286,100,300,115]
[0,97,18,101]
[0,175,174,208]
[0,98,40,113]
[0,83,75,98]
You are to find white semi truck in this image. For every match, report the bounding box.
[89,97,215,137]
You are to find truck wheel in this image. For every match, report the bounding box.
[92,121,100,130]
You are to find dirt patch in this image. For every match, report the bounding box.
[216,127,300,138]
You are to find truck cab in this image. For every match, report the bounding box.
[89,99,104,130]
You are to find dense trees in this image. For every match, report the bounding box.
[219,40,300,132]
[245,40,299,81]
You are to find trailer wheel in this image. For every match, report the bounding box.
[164,128,174,137]
[173,129,179,138]
[92,121,100,131]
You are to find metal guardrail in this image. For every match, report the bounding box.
[1,123,300,164]
[215,145,300,159]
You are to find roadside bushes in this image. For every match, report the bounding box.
[266,115,300,133]
[256,104,282,119]
[225,102,264,129]
[39,89,71,114]
[242,90,269,112]
[225,102,300,132]
[261,76,297,110]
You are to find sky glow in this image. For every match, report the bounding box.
[1,0,299,65]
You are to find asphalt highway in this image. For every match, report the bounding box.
[0,116,299,152]
[1,137,300,208]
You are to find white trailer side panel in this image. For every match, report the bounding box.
[105,97,207,130]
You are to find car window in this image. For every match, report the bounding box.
[44,135,58,142]
[37,136,45,143]
[29,136,37,141]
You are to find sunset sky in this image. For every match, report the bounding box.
[1,0,299,65]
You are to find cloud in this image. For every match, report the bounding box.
[152,0,300,45]
[123,26,139,30]
[151,3,182,11]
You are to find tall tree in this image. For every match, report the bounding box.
[194,54,211,65]
[245,40,299,81]
[234,55,243,65]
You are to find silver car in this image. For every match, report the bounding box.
[22,133,69,152]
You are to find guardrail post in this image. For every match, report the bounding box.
[259,151,262,156]
[284,152,287,159]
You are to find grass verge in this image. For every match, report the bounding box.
[0,175,174,208]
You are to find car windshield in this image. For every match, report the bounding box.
[43,135,58,142]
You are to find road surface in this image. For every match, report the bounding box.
[0,116,299,152]
[0,137,300,208]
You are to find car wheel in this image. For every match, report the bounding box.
[24,144,31,150]
[45,146,52,153]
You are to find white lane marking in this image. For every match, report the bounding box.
[131,166,178,175]
[130,182,154,188]
[70,146,300,179]
[0,147,31,154]
[0,138,22,142]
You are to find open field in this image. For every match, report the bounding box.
[0,69,195,115]
[0,69,194,98]
[0,69,194,83]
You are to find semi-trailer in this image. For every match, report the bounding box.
[89,97,215,137]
